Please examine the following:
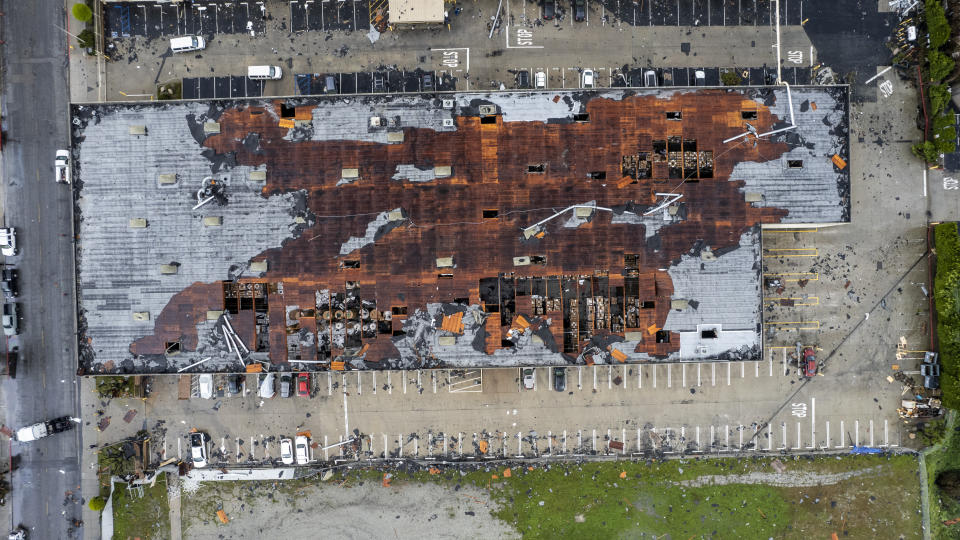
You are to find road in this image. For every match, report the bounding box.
[0,1,83,538]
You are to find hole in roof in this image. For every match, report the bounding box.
[483,209,499,219]
[666,111,682,120]
[655,330,670,343]
[641,301,656,309]
[573,113,590,122]
[701,329,718,339]
[741,110,758,120]
[528,164,545,173]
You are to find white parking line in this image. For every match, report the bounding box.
[563,430,567,453]
[767,424,773,451]
[884,419,889,446]
[388,370,392,394]
[653,365,657,388]
[855,419,860,447]
[838,420,845,448]
[638,365,642,388]
[826,420,830,449]
[869,420,874,447]
[727,363,731,385]
[697,363,701,386]
[357,371,362,395]
[795,422,801,449]
[372,372,376,394]
[607,366,612,389]
[712,362,716,386]
[547,430,552,454]
[667,365,672,387]
[738,425,743,450]
[593,366,597,390]
[327,372,332,395]
[710,425,715,449]
[725,425,729,450]
[780,423,787,450]
[458,432,463,456]
[696,426,700,450]
[682,363,686,387]
[809,398,815,448]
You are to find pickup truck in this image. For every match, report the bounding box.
[55,150,70,184]
[16,416,78,442]
[0,228,15,257]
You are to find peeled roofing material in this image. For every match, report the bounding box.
[70,86,849,374]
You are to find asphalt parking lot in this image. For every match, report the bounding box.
[105,1,269,39]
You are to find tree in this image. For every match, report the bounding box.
[88,496,106,512]
[929,49,955,81]
[72,3,93,23]
[720,70,742,86]
[930,84,951,116]
[927,0,951,49]
[913,140,940,163]
[77,28,95,50]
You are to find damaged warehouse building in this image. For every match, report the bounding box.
[70,86,849,374]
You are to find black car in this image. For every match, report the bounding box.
[516,70,530,89]
[542,0,556,19]
[573,0,585,21]
[422,73,435,91]
[553,367,566,391]
[1,268,18,298]
[227,375,243,395]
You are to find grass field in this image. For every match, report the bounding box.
[927,411,960,539]
[111,475,170,540]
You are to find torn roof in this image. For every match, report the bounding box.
[70,86,850,374]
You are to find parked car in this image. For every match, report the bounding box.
[1,268,18,298]
[297,372,310,397]
[280,373,293,398]
[516,70,530,89]
[2,303,18,336]
[573,0,585,21]
[54,150,70,184]
[581,69,595,89]
[279,438,294,465]
[295,434,310,464]
[802,347,817,378]
[542,0,556,19]
[553,367,566,392]
[924,376,940,389]
[372,73,386,93]
[0,228,17,257]
[921,363,941,377]
[227,374,243,395]
[198,374,214,399]
[421,73,434,91]
[694,69,706,86]
[324,75,337,94]
[190,432,208,468]
[535,70,547,89]
[258,372,276,398]
[522,368,535,390]
[644,70,658,87]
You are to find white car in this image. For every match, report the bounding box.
[295,435,310,464]
[258,372,276,399]
[190,432,208,468]
[522,368,535,390]
[0,228,16,257]
[55,150,70,184]
[198,374,214,399]
[279,438,294,465]
[581,69,595,89]
[535,70,546,89]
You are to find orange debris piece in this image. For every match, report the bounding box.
[831,154,847,170]
[616,176,633,189]
[647,324,660,335]
[610,348,628,363]
[503,468,512,478]
[441,312,465,334]
[382,473,392,487]
[331,361,345,371]
[245,363,263,373]
[491,474,499,480]
[619,471,627,479]
[429,467,442,475]
[216,509,229,523]
[514,315,530,329]
[810,101,818,110]
[478,440,489,454]
[278,118,295,129]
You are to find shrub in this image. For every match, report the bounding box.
[77,28,95,49]
[929,49,956,81]
[913,140,940,162]
[720,70,742,86]
[930,84,952,116]
[72,3,93,23]
[936,222,960,409]
[88,496,106,512]
[934,113,958,153]
[927,0,951,49]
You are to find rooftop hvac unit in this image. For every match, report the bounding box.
[369,116,382,128]
[478,105,497,115]
[442,99,454,108]
[442,118,454,127]
[697,346,708,355]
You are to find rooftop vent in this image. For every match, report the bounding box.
[434,165,452,178]
[387,131,405,143]
[132,311,150,321]
[157,173,178,185]
[203,122,220,134]
[478,105,497,115]
[442,118,455,127]
[128,218,148,228]
[128,125,147,136]
[442,99,454,108]
[203,216,223,227]
[159,264,179,275]
[249,170,267,182]
[249,260,268,273]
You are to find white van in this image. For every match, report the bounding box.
[247,65,283,80]
[170,35,205,53]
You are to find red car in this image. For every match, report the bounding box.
[297,372,310,397]
[802,347,817,378]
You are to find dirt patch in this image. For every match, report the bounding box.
[680,466,883,488]
[181,477,518,540]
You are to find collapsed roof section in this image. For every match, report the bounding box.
[71,86,850,374]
